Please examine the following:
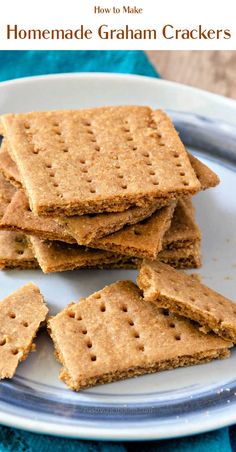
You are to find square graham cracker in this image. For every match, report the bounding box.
[0,141,218,244]
[2,107,201,216]
[0,140,219,199]
[0,283,48,379]
[137,260,236,343]
[48,281,231,391]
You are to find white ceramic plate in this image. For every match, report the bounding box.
[0,73,236,441]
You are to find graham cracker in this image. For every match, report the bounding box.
[0,140,219,201]
[0,176,37,269]
[137,261,236,343]
[0,141,218,244]
[0,172,16,203]
[188,153,220,189]
[57,156,216,244]
[0,140,21,188]
[48,281,231,391]
[2,107,201,216]
[89,202,176,259]
[29,236,137,273]
[29,236,201,273]
[0,283,48,379]
[0,190,160,246]
[29,197,201,273]
[158,241,201,269]
[163,198,201,250]
[57,201,159,245]
[1,190,76,244]
[0,231,38,270]
[0,198,10,222]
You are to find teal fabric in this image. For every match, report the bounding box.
[0,50,158,82]
[0,50,233,451]
[0,425,232,452]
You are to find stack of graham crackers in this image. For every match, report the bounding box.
[0,106,219,273]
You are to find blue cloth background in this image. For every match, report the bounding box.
[0,50,234,451]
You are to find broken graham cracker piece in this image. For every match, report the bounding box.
[0,283,48,379]
[98,242,201,270]
[88,202,176,259]
[188,153,220,189]
[158,241,201,269]
[0,140,21,188]
[0,193,199,263]
[58,198,201,254]
[0,231,38,270]
[29,198,201,273]
[137,260,236,343]
[1,190,159,245]
[0,177,37,269]
[48,281,231,391]
[0,172,16,204]
[1,190,76,244]
[2,107,201,216]
[29,236,137,273]
[163,198,201,250]
[57,200,160,245]
[29,237,201,273]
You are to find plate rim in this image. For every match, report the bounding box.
[1,72,236,441]
[1,71,236,114]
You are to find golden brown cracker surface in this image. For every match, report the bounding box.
[0,140,21,188]
[48,281,231,391]
[0,231,38,270]
[188,153,220,189]
[0,283,48,378]
[2,107,200,216]
[29,236,135,273]
[163,198,201,249]
[138,261,236,342]
[89,202,176,259]
[57,200,159,244]
[1,190,75,243]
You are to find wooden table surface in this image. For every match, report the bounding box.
[146,51,236,100]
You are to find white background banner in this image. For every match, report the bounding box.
[0,0,235,50]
